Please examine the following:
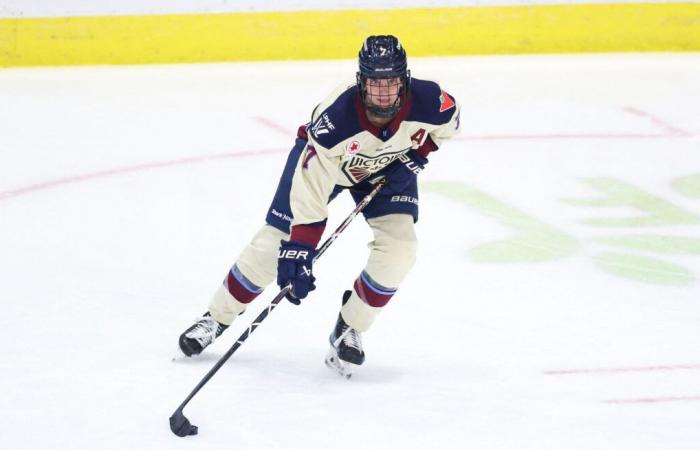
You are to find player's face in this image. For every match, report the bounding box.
[365,77,402,109]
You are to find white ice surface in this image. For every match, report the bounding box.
[1,54,699,449]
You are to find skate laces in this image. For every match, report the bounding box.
[186,316,220,345]
[341,326,363,351]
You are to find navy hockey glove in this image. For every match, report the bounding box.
[277,240,317,305]
[380,150,428,195]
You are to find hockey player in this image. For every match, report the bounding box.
[178,35,460,377]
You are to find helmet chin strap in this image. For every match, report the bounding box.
[365,107,396,127]
[365,101,401,120]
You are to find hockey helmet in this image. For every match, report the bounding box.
[357,35,411,119]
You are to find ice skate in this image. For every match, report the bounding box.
[175,312,229,359]
[325,313,365,379]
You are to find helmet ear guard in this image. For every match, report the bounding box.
[357,35,411,119]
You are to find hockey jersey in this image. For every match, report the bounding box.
[288,78,460,243]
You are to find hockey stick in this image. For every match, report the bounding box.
[169,180,385,437]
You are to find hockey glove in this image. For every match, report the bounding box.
[379,150,428,195]
[277,240,317,305]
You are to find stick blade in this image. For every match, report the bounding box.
[169,410,198,437]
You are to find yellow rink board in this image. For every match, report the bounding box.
[1,3,699,67]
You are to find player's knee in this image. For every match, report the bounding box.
[366,214,417,286]
[218,224,288,312]
[378,236,417,278]
[236,224,288,288]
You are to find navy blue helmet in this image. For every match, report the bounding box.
[357,35,411,119]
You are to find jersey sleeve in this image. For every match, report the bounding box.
[286,84,357,246]
[407,79,461,158]
[429,90,460,149]
[287,136,341,243]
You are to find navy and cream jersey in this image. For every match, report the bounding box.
[289,77,460,229]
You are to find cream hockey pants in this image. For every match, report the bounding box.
[208,213,417,331]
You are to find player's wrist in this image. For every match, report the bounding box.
[289,223,325,248]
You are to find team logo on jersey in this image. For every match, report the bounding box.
[310,113,335,138]
[340,147,410,184]
[345,140,361,156]
[348,167,372,182]
[439,90,455,113]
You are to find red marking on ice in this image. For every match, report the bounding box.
[452,107,696,141]
[605,396,700,404]
[454,132,690,141]
[253,116,293,136]
[0,147,287,201]
[3,123,695,202]
[622,107,693,137]
[543,363,700,375]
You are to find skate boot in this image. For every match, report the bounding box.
[325,309,365,379]
[178,312,229,357]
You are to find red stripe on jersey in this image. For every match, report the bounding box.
[416,135,438,159]
[297,124,309,140]
[290,223,325,248]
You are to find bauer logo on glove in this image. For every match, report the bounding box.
[278,249,311,260]
[277,240,317,304]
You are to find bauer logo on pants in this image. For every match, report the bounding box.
[391,195,418,205]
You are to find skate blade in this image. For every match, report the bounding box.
[172,347,191,361]
[324,349,357,379]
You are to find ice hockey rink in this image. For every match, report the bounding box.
[1,54,699,449]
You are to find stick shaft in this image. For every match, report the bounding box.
[173,180,385,411]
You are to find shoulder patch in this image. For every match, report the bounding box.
[310,112,336,138]
[309,87,362,150]
[407,78,458,126]
[439,89,456,113]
